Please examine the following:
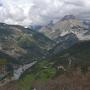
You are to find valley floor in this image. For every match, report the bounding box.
[0,70,90,90]
[0,61,90,90]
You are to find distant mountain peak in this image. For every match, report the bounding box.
[61,15,76,21]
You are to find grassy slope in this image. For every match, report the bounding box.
[18,41,90,90]
[1,41,90,90]
[18,61,56,90]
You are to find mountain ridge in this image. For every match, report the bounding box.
[39,15,90,41]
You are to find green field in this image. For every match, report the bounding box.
[18,61,56,90]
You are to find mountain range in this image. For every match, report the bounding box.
[0,15,90,90]
[39,15,90,41]
[0,15,90,63]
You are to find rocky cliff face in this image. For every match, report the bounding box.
[49,33,79,55]
[39,15,90,41]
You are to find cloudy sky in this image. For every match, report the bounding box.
[0,0,90,26]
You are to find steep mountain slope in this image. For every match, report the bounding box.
[39,15,90,41]
[15,41,90,90]
[0,23,54,63]
[48,33,79,55]
[51,41,90,68]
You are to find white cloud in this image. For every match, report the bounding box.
[0,0,90,26]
